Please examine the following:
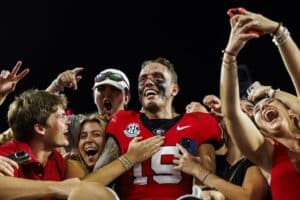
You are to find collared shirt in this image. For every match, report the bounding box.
[0,140,67,200]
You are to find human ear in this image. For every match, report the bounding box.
[33,123,47,136]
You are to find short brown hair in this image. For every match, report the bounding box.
[8,89,67,142]
[141,57,178,84]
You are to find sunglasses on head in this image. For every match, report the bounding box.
[95,72,125,83]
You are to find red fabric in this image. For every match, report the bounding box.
[0,140,67,200]
[271,143,300,200]
[65,108,73,116]
[107,111,222,200]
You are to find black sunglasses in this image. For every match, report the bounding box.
[95,72,125,83]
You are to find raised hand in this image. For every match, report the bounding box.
[0,61,29,103]
[46,67,83,93]
[203,95,224,122]
[185,101,208,113]
[56,67,83,90]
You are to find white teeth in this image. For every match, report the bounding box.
[145,90,156,96]
[85,147,96,151]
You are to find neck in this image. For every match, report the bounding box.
[28,139,52,165]
[144,106,176,119]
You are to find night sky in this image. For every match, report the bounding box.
[1,0,299,131]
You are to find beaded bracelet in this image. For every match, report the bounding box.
[272,27,290,46]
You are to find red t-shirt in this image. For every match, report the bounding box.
[0,140,67,200]
[107,111,222,200]
[271,142,300,200]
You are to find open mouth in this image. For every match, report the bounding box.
[85,148,98,158]
[104,102,112,110]
[144,89,157,97]
[263,109,278,122]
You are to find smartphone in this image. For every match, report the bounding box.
[179,138,198,156]
[227,7,262,35]
[246,81,261,96]
[6,151,31,164]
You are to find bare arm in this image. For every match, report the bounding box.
[0,176,80,200]
[276,27,300,98]
[220,10,275,170]
[84,135,164,185]
[202,166,269,200]
[174,144,269,200]
[248,84,300,115]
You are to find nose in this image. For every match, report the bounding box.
[144,76,155,87]
[102,86,113,97]
[85,134,94,143]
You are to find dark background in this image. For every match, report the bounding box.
[0,0,299,131]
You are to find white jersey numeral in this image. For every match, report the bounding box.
[133,146,182,185]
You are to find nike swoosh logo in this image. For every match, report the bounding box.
[176,125,191,131]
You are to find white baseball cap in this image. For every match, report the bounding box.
[93,68,130,91]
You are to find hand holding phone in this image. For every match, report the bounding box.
[179,138,198,156]
[227,7,262,36]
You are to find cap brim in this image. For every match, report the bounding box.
[93,79,125,91]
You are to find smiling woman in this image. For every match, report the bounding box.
[66,113,108,178]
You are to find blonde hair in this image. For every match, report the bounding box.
[79,113,108,138]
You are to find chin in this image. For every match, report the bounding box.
[60,140,69,147]
[144,102,159,113]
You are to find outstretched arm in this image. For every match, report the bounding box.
[84,135,164,185]
[0,176,80,200]
[220,9,274,170]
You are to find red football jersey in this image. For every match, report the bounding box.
[107,110,222,200]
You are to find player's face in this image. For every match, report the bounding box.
[138,63,175,113]
[78,121,106,168]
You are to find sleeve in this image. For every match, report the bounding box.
[202,114,223,150]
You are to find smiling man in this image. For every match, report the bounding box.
[85,57,223,200]
[0,89,80,200]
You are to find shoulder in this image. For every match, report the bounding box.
[66,159,86,179]
[0,140,27,155]
[110,110,140,122]
[185,112,218,122]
